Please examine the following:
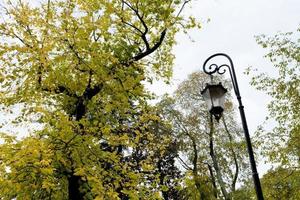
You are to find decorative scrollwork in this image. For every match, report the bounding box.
[203,63,229,75]
[203,63,218,75]
[217,64,230,74]
[202,53,240,96]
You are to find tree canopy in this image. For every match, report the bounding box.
[248,28,300,168]
[0,0,199,199]
[158,72,250,200]
[245,26,300,200]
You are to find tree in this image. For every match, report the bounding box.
[0,0,199,199]
[247,28,299,167]
[232,167,300,200]
[158,72,250,200]
[245,27,300,200]
[260,167,300,200]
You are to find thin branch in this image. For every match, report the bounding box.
[176,0,191,18]
[7,31,33,48]
[121,19,143,35]
[204,162,218,198]
[209,115,230,200]
[122,1,150,49]
[177,156,192,170]
[63,38,91,73]
[132,29,167,62]
[222,116,239,192]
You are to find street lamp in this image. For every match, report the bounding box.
[201,53,264,200]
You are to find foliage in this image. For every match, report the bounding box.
[231,180,255,200]
[0,0,199,199]
[233,167,300,200]
[260,167,300,200]
[158,72,250,200]
[245,26,300,200]
[247,28,300,167]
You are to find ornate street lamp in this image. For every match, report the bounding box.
[201,53,264,200]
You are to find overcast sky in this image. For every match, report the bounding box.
[148,0,300,174]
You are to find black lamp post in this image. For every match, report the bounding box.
[201,53,264,200]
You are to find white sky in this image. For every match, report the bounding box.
[148,0,300,174]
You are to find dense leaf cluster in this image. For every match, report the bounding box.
[0,0,199,199]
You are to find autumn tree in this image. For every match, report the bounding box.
[0,0,199,199]
[260,167,300,200]
[245,26,300,200]
[233,167,300,200]
[158,72,250,200]
[249,28,300,167]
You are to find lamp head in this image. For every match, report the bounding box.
[201,82,227,121]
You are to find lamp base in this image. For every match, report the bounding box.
[210,106,224,121]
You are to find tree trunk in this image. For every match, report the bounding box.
[68,175,84,200]
[209,115,230,200]
[207,163,218,199]
[67,84,102,199]
[190,136,206,200]
[222,117,239,194]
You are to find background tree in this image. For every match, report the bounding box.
[246,26,300,199]
[249,28,300,167]
[233,167,300,200]
[260,167,300,200]
[158,72,250,200]
[0,0,199,199]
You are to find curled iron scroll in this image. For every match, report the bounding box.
[202,53,239,96]
[203,64,217,75]
[217,64,230,75]
[203,62,230,76]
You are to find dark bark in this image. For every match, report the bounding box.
[132,29,167,62]
[68,175,83,200]
[158,160,168,200]
[207,163,218,199]
[67,84,103,199]
[209,115,230,200]
[75,84,103,120]
[222,117,239,193]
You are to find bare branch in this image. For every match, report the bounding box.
[132,29,167,62]
[209,116,230,200]
[176,0,191,18]
[222,116,239,192]
[177,156,192,170]
[121,19,143,35]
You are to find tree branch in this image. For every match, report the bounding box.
[176,0,192,18]
[120,1,168,66]
[209,115,230,200]
[205,162,218,198]
[222,116,239,193]
[177,156,192,171]
[132,29,167,62]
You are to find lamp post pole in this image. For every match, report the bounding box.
[202,53,264,200]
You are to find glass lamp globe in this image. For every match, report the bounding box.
[201,83,227,121]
